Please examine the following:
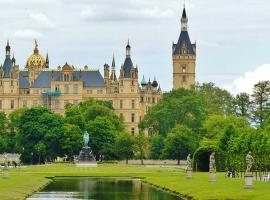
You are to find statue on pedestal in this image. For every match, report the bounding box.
[209,152,216,173]
[3,153,9,179]
[244,151,254,189]
[246,151,253,174]
[186,154,192,179]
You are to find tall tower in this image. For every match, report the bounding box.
[172,6,196,90]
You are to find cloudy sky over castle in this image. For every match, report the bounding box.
[0,0,269,93]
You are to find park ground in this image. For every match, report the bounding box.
[0,164,270,200]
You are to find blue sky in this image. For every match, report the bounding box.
[0,0,269,93]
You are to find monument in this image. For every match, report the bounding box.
[209,152,216,182]
[2,153,9,179]
[244,151,254,189]
[76,131,97,167]
[186,154,193,179]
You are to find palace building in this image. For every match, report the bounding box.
[173,6,196,90]
[0,40,161,135]
[0,5,196,134]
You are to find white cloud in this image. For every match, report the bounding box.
[14,29,43,40]
[29,13,54,29]
[232,64,270,94]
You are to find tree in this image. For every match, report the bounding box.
[34,142,46,164]
[115,132,135,164]
[19,107,64,164]
[234,93,251,117]
[140,89,207,136]
[251,81,270,125]
[150,135,164,160]
[134,132,149,165]
[86,116,117,161]
[0,112,8,153]
[163,125,196,165]
[60,124,83,158]
[196,82,234,116]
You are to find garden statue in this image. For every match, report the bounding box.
[209,152,216,182]
[209,152,216,173]
[83,131,90,147]
[186,154,192,179]
[246,151,253,173]
[244,151,254,189]
[77,131,97,167]
[186,154,192,171]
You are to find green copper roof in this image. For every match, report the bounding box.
[141,75,147,85]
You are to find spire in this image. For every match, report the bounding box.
[126,39,131,57]
[5,40,11,58]
[110,55,117,81]
[12,53,16,65]
[34,39,39,54]
[181,6,188,31]
[141,75,147,86]
[46,52,49,68]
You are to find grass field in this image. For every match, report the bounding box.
[0,164,269,200]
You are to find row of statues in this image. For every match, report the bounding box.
[186,151,254,174]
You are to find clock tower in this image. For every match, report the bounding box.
[172,6,196,90]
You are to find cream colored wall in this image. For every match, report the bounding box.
[173,54,196,90]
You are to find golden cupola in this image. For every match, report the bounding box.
[26,40,46,70]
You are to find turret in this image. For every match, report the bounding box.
[46,52,49,68]
[5,40,10,58]
[181,7,188,31]
[110,55,117,82]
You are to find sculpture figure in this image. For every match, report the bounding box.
[83,131,89,147]
[186,154,192,171]
[209,152,216,173]
[246,151,253,173]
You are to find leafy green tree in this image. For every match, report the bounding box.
[150,135,164,160]
[115,132,135,164]
[234,93,251,117]
[19,107,64,164]
[251,81,270,125]
[140,89,207,136]
[60,124,83,158]
[0,112,8,153]
[196,82,234,116]
[34,142,46,164]
[134,132,149,165]
[86,116,117,161]
[163,125,196,165]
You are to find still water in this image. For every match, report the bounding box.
[27,177,182,200]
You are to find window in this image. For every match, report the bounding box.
[120,100,123,109]
[11,100,14,109]
[11,80,14,86]
[182,76,187,82]
[131,80,134,85]
[64,84,69,94]
[182,66,187,73]
[87,90,93,95]
[140,97,144,103]
[121,81,123,86]
[73,100,78,105]
[152,98,155,103]
[120,113,124,119]
[0,81,2,86]
[64,74,70,82]
[131,88,134,93]
[131,128,135,135]
[23,100,27,108]
[55,100,60,109]
[97,90,103,94]
[131,100,135,109]
[0,100,2,109]
[131,113,135,123]
[73,84,78,94]
[55,84,60,91]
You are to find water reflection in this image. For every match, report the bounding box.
[27,177,182,200]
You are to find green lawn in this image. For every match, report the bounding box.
[0,164,269,200]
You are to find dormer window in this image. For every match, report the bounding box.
[64,74,70,82]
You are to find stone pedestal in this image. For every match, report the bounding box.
[186,169,192,179]
[2,166,9,179]
[76,146,97,167]
[209,172,216,182]
[244,173,254,189]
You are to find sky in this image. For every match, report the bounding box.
[0,0,269,94]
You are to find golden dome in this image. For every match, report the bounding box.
[26,40,46,69]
